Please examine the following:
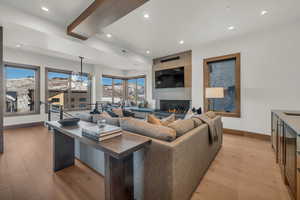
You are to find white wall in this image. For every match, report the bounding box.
[3,47,95,126]
[192,21,300,135]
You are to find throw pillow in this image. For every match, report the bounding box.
[206,111,216,119]
[191,117,203,127]
[184,109,194,119]
[147,114,162,125]
[161,114,176,126]
[168,119,195,137]
[120,118,176,142]
[112,108,124,117]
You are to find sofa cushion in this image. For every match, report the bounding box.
[168,119,195,137]
[120,118,176,142]
[147,114,162,125]
[161,114,176,126]
[112,108,124,117]
[92,112,120,126]
[191,117,203,127]
[205,111,216,119]
[74,113,92,122]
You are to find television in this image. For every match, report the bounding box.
[155,67,184,88]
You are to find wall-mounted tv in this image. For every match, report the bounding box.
[155,67,184,88]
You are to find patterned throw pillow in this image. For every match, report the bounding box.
[206,111,217,119]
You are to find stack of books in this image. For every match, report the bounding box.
[82,124,122,142]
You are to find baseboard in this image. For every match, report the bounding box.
[4,121,44,130]
[75,158,104,177]
[224,128,270,141]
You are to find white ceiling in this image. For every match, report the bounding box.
[101,0,300,58]
[0,0,93,26]
[1,0,300,64]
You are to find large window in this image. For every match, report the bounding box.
[4,63,40,116]
[102,75,146,105]
[101,76,125,104]
[203,53,241,117]
[46,68,91,111]
[128,77,146,106]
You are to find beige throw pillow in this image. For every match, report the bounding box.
[147,114,162,125]
[168,119,195,137]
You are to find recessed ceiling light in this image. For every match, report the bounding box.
[106,33,112,38]
[16,44,22,48]
[146,50,150,54]
[41,6,49,12]
[143,13,150,19]
[261,10,268,16]
[228,26,235,30]
[179,40,184,44]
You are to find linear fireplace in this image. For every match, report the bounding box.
[159,100,190,114]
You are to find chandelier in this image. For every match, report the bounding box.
[71,56,88,89]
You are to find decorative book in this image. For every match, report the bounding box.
[82,124,122,141]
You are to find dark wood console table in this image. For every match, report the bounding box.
[46,121,151,200]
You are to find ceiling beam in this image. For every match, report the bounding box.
[67,0,149,40]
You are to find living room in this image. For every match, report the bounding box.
[0,0,300,200]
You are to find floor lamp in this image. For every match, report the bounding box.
[205,87,224,111]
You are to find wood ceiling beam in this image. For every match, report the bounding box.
[67,0,148,40]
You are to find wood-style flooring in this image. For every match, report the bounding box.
[0,126,291,200]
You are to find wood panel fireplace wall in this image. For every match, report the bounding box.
[152,50,192,102]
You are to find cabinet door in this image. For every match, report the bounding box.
[284,124,297,198]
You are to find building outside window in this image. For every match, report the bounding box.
[46,68,91,111]
[4,63,40,116]
[102,75,146,106]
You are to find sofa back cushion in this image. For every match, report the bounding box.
[120,118,176,142]
[168,119,195,137]
[112,108,124,117]
[92,112,120,127]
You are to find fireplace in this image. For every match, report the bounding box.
[159,100,190,114]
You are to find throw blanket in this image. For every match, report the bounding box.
[192,114,222,144]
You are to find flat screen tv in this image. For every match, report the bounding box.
[155,67,184,88]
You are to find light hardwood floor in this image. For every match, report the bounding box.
[0,126,291,200]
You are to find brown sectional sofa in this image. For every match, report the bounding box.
[132,116,223,200]
[75,112,223,200]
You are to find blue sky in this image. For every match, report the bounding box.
[5,67,35,79]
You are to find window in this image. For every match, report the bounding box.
[128,77,146,106]
[4,63,40,116]
[101,75,146,105]
[203,53,241,117]
[113,79,124,104]
[102,77,113,102]
[46,68,91,111]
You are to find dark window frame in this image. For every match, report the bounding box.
[203,53,241,118]
[3,62,41,117]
